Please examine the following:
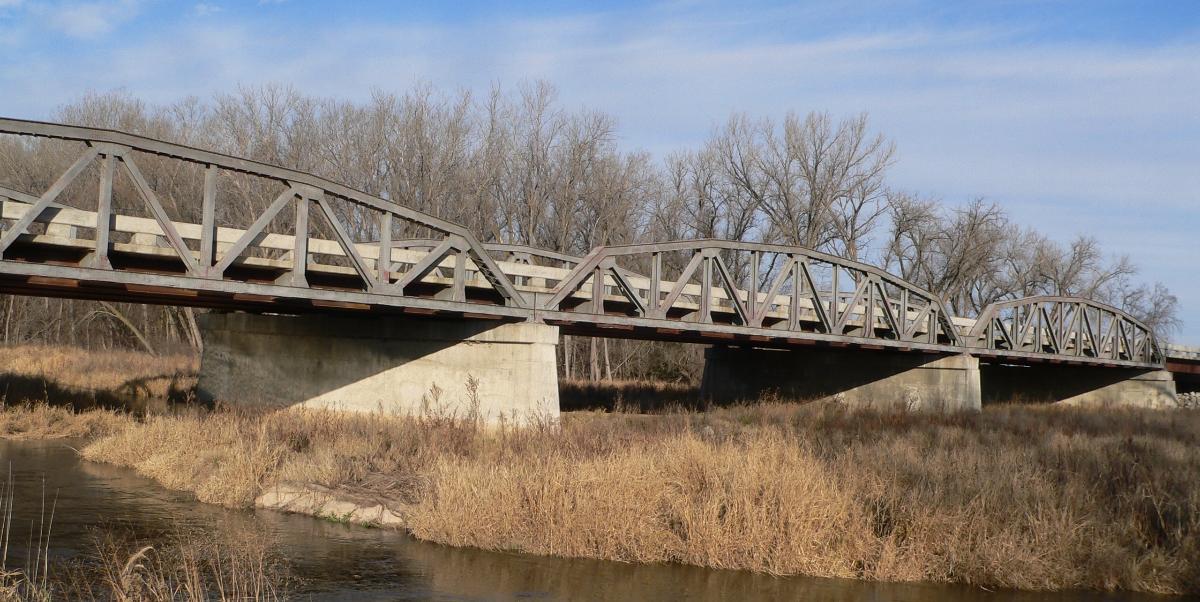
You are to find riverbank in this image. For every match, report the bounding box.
[2,402,1189,596]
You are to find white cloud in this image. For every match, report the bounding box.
[193,3,220,17]
[41,0,141,38]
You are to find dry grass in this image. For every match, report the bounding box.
[559,378,699,412]
[0,527,290,601]
[0,402,132,440]
[0,345,196,410]
[73,402,1200,595]
[57,528,290,601]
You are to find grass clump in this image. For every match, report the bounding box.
[0,402,131,440]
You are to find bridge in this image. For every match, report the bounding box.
[0,118,1182,420]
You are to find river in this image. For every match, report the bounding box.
[0,438,1177,601]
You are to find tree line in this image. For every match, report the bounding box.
[0,83,1180,381]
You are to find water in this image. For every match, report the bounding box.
[0,438,1178,601]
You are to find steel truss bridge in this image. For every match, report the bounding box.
[0,118,1165,370]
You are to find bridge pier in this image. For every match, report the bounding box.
[700,346,982,412]
[980,363,1177,407]
[196,313,560,424]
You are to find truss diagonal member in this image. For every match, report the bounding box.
[543,247,607,310]
[1062,302,1081,355]
[658,250,705,316]
[834,277,870,333]
[1017,305,1038,351]
[967,305,994,341]
[1120,319,1134,360]
[1149,337,1163,364]
[798,260,832,333]
[1132,323,1147,360]
[1128,321,1147,359]
[122,155,203,276]
[712,253,749,325]
[0,146,99,256]
[930,301,959,346]
[993,316,1016,350]
[314,196,376,290]
[394,237,457,294]
[873,280,902,338]
[905,306,935,342]
[465,245,528,308]
[211,187,297,277]
[608,263,648,316]
[1099,311,1118,359]
[750,255,794,327]
[1080,307,1097,356]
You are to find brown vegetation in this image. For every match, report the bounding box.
[0,345,196,411]
[0,402,130,440]
[559,378,698,412]
[1,527,290,601]
[58,402,1200,595]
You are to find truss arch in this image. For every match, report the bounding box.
[540,239,961,346]
[0,117,526,310]
[969,296,1164,367]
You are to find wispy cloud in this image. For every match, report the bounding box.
[36,0,142,38]
[193,3,220,17]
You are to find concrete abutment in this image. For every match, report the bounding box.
[700,346,982,412]
[197,312,560,424]
[980,363,1177,408]
[700,346,1178,411]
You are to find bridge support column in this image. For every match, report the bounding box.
[980,363,1177,407]
[197,312,559,424]
[700,346,981,412]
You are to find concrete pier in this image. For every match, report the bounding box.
[700,346,982,412]
[197,312,560,424]
[980,363,1177,408]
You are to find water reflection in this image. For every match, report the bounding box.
[0,439,1178,601]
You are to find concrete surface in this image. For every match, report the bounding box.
[197,312,559,424]
[700,346,982,412]
[981,363,1178,408]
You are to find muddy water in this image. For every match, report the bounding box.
[0,439,1177,601]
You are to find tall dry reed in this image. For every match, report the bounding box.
[56,528,290,601]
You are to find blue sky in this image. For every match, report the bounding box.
[1,1,1198,341]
